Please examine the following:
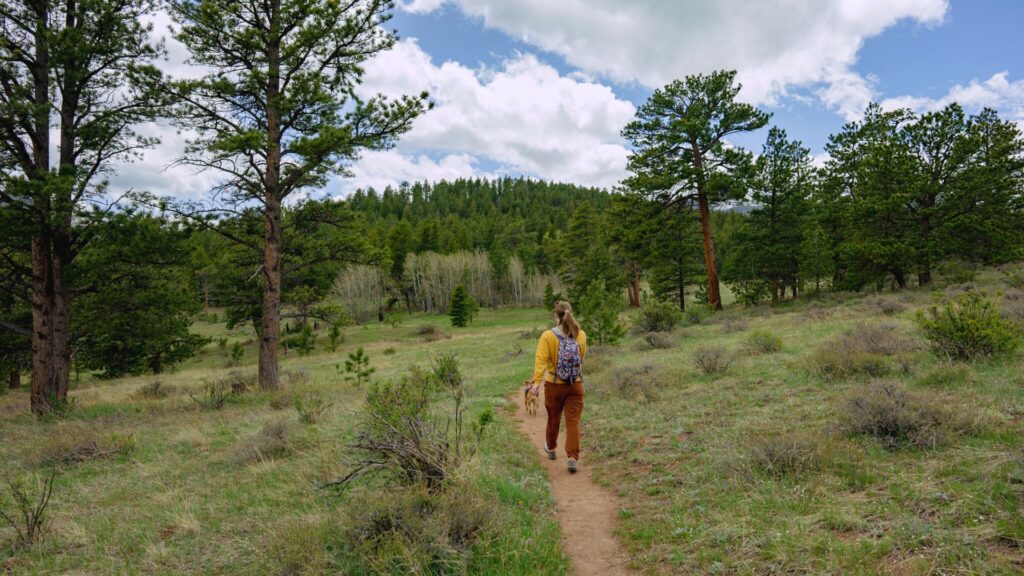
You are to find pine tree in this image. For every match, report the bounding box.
[800,223,835,294]
[167,0,427,391]
[449,285,475,327]
[0,0,165,413]
[623,70,770,311]
[543,282,557,309]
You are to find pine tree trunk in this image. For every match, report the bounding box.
[8,367,19,390]
[629,262,640,307]
[918,268,931,287]
[894,270,908,290]
[696,192,722,311]
[678,269,686,312]
[770,274,780,305]
[690,142,723,311]
[30,235,72,414]
[28,8,71,415]
[259,195,283,391]
[259,9,283,391]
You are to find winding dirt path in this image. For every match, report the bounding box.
[512,388,632,575]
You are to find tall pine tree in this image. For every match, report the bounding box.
[168,0,427,390]
[623,71,769,310]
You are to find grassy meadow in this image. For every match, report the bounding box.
[2,268,1024,574]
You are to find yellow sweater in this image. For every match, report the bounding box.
[532,328,588,385]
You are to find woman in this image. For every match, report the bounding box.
[529,301,587,473]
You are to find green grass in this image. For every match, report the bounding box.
[0,308,564,574]
[3,271,1024,574]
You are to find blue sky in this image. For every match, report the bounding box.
[127,1,1024,197]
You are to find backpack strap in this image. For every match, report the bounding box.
[551,329,565,342]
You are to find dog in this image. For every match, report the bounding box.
[523,380,540,416]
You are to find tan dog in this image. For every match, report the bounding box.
[523,380,540,416]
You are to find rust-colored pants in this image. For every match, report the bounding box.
[544,380,584,460]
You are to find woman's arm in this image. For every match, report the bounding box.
[531,332,550,388]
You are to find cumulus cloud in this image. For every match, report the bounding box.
[880,72,1024,122]
[400,0,948,116]
[344,151,487,192]
[348,39,635,191]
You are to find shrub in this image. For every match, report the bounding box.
[383,347,397,356]
[937,258,979,284]
[808,349,889,381]
[944,282,976,298]
[807,322,916,381]
[295,393,333,424]
[843,322,915,356]
[269,391,292,411]
[131,380,175,400]
[282,324,317,356]
[37,431,137,466]
[517,327,544,341]
[642,332,676,350]
[228,342,244,366]
[187,380,230,410]
[693,345,731,375]
[916,291,1020,361]
[414,324,450,342]
[864,296,906,316]
[839,380,967,450]
[329,356,490,492]
[284,369,310,386]
[221,371,256,395]
[605,363,663,402]
[583,354,609,375]
[728,279,771,307]
[1001,264,1024,290]
[744,330,783,355]
[1001,299,1024,326]
[637,301,683,333]
[684,305,710,325]
[0,467,56,550]
[746,432,826,479]
[722,319,749,333]
[335,484,494,574]
[231,420,294,465]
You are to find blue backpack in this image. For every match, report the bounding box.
[552,330,582,384]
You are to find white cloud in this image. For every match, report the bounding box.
[880,72,1024,123]
[349,39,635,191]
[343,151,486,192]
[401,0,948,117]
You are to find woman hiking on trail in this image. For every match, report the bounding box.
[529,301,587,473]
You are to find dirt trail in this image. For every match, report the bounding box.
[512,388,632,575]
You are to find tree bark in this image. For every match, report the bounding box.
[696,192,722,311]
[918,268,932,287]
[893,270,908,290]
[628,262,640,307]
[8,367,19,390]
[30,235,72,414]
[690,142,723,311]
[770,275,780,305]
[259,4,283,391]
[28,4,71,415]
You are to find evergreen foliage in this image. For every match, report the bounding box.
[449,285,477,327]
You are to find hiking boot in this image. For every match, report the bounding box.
[543,442,556,460]
[567,458,578,473]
